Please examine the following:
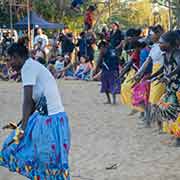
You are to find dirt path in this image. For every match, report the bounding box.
[0,80,180,180]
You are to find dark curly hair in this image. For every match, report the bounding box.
[7,42,29,59]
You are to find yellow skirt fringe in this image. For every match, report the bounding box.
[120,69,143,112]
[149,63,165,105]
[163,116,180,138]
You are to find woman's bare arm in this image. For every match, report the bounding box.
[21,86,35,131]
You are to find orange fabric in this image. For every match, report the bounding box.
[85,11,94,26]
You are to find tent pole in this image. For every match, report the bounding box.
[9,0,13,38]
[27,0,31,49]
[108,0,111,19]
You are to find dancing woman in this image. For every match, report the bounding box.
[134,25,165,127]
[0,43,71,179]
[95,41,120,104]
[150,31,180,145]
[120,40,142,114]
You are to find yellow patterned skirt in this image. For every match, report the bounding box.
[120,69,143,112]
[163,92,180,137]
[149,63,165,105]
[163,117,180,137]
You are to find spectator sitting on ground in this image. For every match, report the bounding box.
[60,54,74,78]
[48,54,74,79]
[0,63,9,81]
[54,56,65,78]
[65,55,92,80]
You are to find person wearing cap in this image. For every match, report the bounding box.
[134,25,165,127]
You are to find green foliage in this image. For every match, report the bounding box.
[33,0,59,22]
[154,0,180,28]
[1,0,179,30]
[0,0,139,30]
[0,1,10,26]
[105,1,141,29]
[32,0,86,32]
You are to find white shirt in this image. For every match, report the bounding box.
[34,34,48,49]
[148,43,164,65]
[21,58,64,115]
[55,60,64,72]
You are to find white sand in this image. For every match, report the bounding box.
[0,80,180,180]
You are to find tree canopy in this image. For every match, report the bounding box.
[0,0,179,31]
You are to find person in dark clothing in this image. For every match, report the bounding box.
[59,29,75,57]
[71,0,84,8]
[1,32,12,57]
[109,22,124,55]
[77,29,96,63]
[77,32,86,61]
[95,41,120,105]
[123,28,142,54]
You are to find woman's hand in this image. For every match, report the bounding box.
[13,127,24,144]
[2,122,17,130]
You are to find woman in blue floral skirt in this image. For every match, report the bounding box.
[0,42,71,180]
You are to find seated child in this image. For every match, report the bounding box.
[0,63,9,81]
[54,56,65,78]
[65,55,92,80]
[74,55,92,80]
[55,54,74,78]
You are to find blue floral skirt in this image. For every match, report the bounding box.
[0,112,71,180]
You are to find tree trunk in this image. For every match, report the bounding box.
[176,0,180,28]
[56,0,69,17]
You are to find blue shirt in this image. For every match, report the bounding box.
[140,47,152,74]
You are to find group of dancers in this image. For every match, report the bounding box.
[98,24,180,146]
[0,15,180,179]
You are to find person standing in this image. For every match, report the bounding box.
[96,41,120,104]
[134,25,165,127]
[59,26,75,59]
[109,22,124,55]
[84,5,96,30]
[34,28,48,50]
[0,42,71,179]
[150,31,180,145]
[84,28,96,63]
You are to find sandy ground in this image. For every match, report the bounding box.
[0,80,180,180]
